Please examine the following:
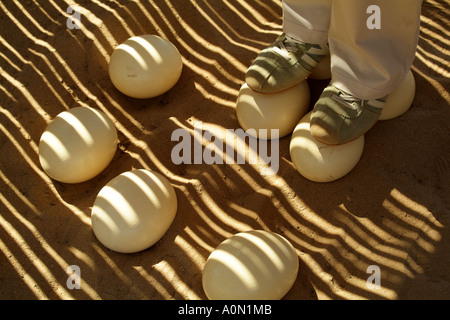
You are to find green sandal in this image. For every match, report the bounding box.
[310,84,386,145]
[245,33,329,94]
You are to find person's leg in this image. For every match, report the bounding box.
[310,0,423,145]
[245,0,331,94]
[330,0,422,99]
[282,0,331,44]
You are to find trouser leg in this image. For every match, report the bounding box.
[282,0,422,99]
[329,0,423,99]
[282,0,332,45]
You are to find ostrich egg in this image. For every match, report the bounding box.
[309,54,331,80]
[380,69,416,120]
[290,112,365,182]
[39,107,117,184]
[91,169,177,254]
[236,81,310,140]
[109,34,183,99]
[202,230,299,300]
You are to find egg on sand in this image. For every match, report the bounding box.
[380,69,416,120]
[39,107,118,184]
[308,54,331,80]
[202,230,299,300]
[109,34,183,99]
[91,169,177,254]
[289,112,365,183]
[236,81,310,140]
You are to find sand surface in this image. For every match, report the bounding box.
[0,0,449,300]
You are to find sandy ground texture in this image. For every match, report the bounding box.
[0,0,449,300]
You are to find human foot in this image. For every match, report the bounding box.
[245,33,328,94]
[310,84,386,145]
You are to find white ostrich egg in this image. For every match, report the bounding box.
[379,69,416,120]
[236,81,310,140]
[309,54,331,80]
[91,169,177,254]
[290,112,365,182]
[109,34,183,99]
[202,230,299,300]
[39,107,117,184]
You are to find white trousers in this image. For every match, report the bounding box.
[283,0,423,99]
